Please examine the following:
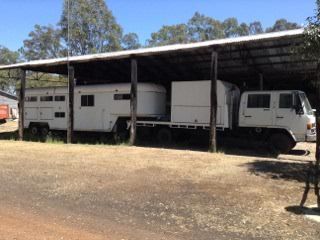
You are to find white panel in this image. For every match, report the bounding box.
[171,80,227,127]
[171,106,223,125]
[40,108,53,120]
[25,108,38,120]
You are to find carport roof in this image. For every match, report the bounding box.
[0,29,317,88]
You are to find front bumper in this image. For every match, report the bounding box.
[306,128,316,142]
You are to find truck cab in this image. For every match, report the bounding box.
[239,90,316,152]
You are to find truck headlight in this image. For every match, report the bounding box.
[307,122,316,130]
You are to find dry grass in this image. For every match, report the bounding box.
[0,120,18,133]
[0,140,319,240]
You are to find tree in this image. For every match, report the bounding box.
[238,23,250,36]
[147,24,189,47]
[187,12,225,42]
[20,24,65,61]
[266,19,300,32]
[122,33,141,50]
[299,0,320,209]
[0,45,20,94]
[59,0,123,55]
[223,18,244,38]
[249,21,264,35]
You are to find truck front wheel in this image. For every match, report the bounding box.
[269,133,295,154]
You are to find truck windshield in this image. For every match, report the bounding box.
[299,92,313,115]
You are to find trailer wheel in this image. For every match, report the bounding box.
[29,125,39,136]
[269,133,295,154]
[113,120,128,143]
[40,126,49,137]
[157,128,172,145]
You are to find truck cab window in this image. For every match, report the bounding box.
[40,96,53,102]
[279,94,293,108]
[299,92,313,115]
[81,95,94,107]
[114,94,130,100]
[247,94,270,108]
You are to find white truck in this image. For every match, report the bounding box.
[135,80,316,153]
[23,80,316,153]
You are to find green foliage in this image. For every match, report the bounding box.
[187,12,225,42]
[122,33,141,50]
[20,25,66,61]
[0,46,19,65]
[223,18,241,37]
[0,45,20,94]
[146,11,299,47]
[302,0,320,61]
[147,24,189,47]
[249,21,264,35]
[265,19,300,33]
[59,0,123,55]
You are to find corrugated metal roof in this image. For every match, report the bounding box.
[0,29,304,71]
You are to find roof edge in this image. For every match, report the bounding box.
[0,28,304,71]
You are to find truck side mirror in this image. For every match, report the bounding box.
[294,105,304,115]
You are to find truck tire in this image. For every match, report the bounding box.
[29,125,39,136]
[269,133,295,154]
[40,126,49,137]
[113,120,128,143]
[156,128,172,145]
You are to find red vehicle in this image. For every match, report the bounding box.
[0,104,9,124]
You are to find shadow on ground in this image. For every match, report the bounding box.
[0,129,311,159]
[245,160,310,182]
[286,206,320,215]
[0,130,115,145]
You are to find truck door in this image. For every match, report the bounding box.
[275,93,305,140]
[242,93,273,126]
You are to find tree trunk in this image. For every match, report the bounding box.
[209,51,218,153]
[315,62,320,208]
[129,58,138,146]
[67,66,74,144]
[18,69,26,141]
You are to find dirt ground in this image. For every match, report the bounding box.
[0,121,319,239]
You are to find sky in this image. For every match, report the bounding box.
[0,0,317,51]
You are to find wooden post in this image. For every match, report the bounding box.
[67,66,75,144]
[209,51,218,153]
[129,58,138,146]
[259,73,263,90]
[315,63,320,208]
[18,69,26,141]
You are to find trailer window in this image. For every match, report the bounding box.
[81,95,94,107]
[55,112,65,118]
[25,96,37,102]
[279,94,293,108]
[114,94,130,100]
[40,96,53,102]
[55,96,65,102]
[247,94,270,108]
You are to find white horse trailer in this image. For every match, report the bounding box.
[24,83,166,135]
